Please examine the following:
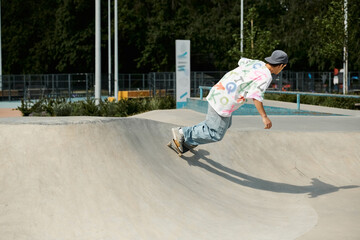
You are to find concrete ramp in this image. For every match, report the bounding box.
[0,117,359,239]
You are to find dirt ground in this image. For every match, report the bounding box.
[0,108,22,117]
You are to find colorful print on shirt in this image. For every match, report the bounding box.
[206,58,272,117]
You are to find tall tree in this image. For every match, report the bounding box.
[2,0,58,73]
[278,0,330,70]
[347,0,360,70]
[1,0,359,74]
[54,0,95,73]
[309,0,345,70]
[228,5,280,68]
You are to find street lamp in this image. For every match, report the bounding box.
[108,0,111,96]
[95,0,101,104]
[240,0,243,56]
[343,0,348,94]
[114,0,118,101]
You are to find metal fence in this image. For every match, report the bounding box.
[0,73,96,101]
[276,71,360,93]
[0,71,359,101]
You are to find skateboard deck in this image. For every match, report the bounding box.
[167,139,197,157]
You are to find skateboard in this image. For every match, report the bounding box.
[167,139,197,157]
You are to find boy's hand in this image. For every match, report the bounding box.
[253,99,272,129]
[262,116,272,129]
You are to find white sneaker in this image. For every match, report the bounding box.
[172,127,184,152]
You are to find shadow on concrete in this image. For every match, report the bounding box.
[181,149,359,198]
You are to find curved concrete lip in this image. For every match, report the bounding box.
[0,110,359,239]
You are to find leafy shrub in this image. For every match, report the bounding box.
[17,99,34,116]
[53,102,72,116]
[17,96,176,117]
[17,98,58,116]
[74,98,100,116]
[98,99,122,117]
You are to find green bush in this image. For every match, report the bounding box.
[53,101,73,116]
[17,96,176,117]
[73,98,101,116]
[17,99,34,116]
[98,99,123,117]
[17,98,62,116]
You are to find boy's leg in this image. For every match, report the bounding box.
[181,105,232,146]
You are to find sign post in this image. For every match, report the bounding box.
[95,0,101,105]
[175,40,191,109]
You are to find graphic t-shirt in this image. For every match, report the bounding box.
[206,58,272,117]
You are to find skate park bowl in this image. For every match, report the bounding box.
[0,109,360,239]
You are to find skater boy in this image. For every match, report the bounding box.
[172,50,288,153]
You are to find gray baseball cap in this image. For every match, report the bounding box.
[265,50,288,64]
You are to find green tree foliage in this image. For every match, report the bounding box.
[2,0,58,73]
[1,0,360,74]
[127,0,241,71]
[347,0,360,70]
[54,0,95,73]
[309,1,345,70]
[228,6,280,67]
[278,0,330,69]
[279,0,360,71]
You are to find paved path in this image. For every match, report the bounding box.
[0,108,22,118]
[0,108,359,239]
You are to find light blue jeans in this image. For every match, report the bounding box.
[182,105,232,146]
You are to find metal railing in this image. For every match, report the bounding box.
[265,91,360,110]
[0,71,228,101]
[199,86,360,110]
[0,73,95,101]
[0,71,359,101]
[274,71,360,93]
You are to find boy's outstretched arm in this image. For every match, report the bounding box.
[253,99,272,129]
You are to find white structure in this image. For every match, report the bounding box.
[175,40,191,109]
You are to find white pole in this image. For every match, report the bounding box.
[108,0,112,96]
[114,0,119,101]
[0,0,2,91]
[95,0,101,104]
[240,0,243,56]
[343,0,348,94]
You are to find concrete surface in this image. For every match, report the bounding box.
[0,111,359,240]
[135,109,360,132]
